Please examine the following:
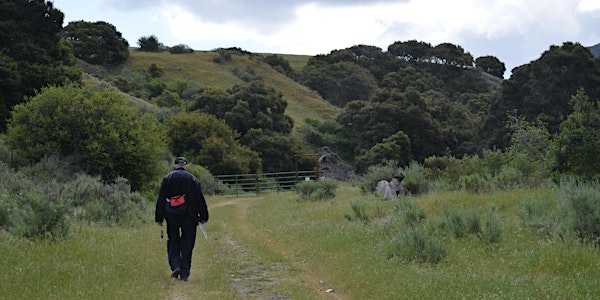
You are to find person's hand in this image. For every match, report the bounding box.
[157,221,163,226]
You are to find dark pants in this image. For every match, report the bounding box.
[165,214,197,279]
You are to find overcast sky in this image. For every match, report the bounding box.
[52,0,600,78]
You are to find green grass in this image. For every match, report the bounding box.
[1,185,598,299]
[122,51,340,128]
[0,223,169,299]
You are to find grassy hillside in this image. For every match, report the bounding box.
[122,51,339,128]
[257,53,312,71]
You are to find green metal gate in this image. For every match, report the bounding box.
[214,170,318,197]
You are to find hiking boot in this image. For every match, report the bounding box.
[171,268,181,279]
[181,277,188,282]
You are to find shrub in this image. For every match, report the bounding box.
[387,226,446,264]
[519,198,555,236]
[0,157,149,240]
[231,65,263,82]
[401,161,430,195]
[359,160,398,194]
[212,51,232,63]
[457,173,490,193]
[444,207,482,238]
[465,210,482,235]
[556,180,600,245]
[480,208,502,245]
[345,199,370,223]
[82,200,113,224]
[394,200,426,227]
[187,164,217,196]
[386,198,446,264]
[0,192,10,228]
[424,155,462,181]
[491,166,522,189]
[169,44,194,54]
[65,175,146,224]
[11,190,70,240]
[296,178,338,201]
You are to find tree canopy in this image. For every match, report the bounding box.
[483,42,600,148]
[62,20,130,65]
[554,89,600,180]
[0,0,81,132]
[6,83,164,191]
[475,55,506,78]
[137,35,163,52]
[191,82,294,136]
[299,61,379,107]
[164,111,261,175]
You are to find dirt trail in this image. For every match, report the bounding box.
[165,197,348,299]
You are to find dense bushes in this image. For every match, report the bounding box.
[296,178,338,201]
[5,83,165,191]
[360,160,429,196]
[520,179,600,246]
[0,157,148,240]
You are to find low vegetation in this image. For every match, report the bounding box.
[3,181,597,299]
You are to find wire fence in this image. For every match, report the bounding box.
[214,170,318,197]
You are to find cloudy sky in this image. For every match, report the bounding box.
[52,0,600,78]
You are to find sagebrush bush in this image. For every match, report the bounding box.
[444,207,482,238]
[556,180,600,246]
[66,174,145,222]
[519,198,555,237]
[187,164,217,195]
[492,166,523,190]
[360,160,430,195]
[11,190,70,240]
[386,198,446,264]
[82,200,113,224]
[387,226,446,264]
[345,199,370,223]
[231,65,263,82]
[296,178,338,201]
[0,158,149,240]
[401,162,430,195]
[0,193,10,228]
[480,208,502,245]
[359,160,398,194]
[394,200,426,227]
[457,173,490,193]
[424,155,462,181]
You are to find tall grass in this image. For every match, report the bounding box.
[244,184,599,299]
[1,183,598,299]
[0,223,169,299]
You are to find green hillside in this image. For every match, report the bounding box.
[121,51,339,128]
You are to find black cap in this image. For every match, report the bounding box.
[174,157,188,165]
[393,172,405,179]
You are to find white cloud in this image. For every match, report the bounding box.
[578,0,600,12]
[162,5,259,43]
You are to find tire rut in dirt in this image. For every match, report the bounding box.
[223,233,291,300]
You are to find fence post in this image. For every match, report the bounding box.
[255,174,259,196]
[235,174,239,197]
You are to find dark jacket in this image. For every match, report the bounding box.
[155,168,209,223]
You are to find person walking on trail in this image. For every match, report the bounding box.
[155,157,209,281]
